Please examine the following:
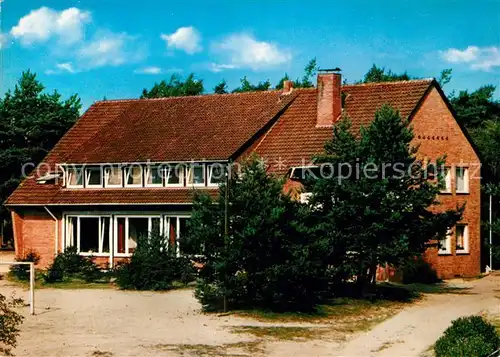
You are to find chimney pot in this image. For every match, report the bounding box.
[316,71,342,127]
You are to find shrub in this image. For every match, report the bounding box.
[0,294,24,356]
[401,256,439,285]
[9,250,40,281]
[114,232,196,290]
[43,246,102,283]
[435,315,500,357]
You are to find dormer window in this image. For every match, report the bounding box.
[187,164,205,186]
[208,164,225,186]
[67,167,84,187]
[166,165,184,186]
[105,166,123,187]
[85,167,102,188]
[146,165,164,187]
[125,166,143,187]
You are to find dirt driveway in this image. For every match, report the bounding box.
[0,274,499,357]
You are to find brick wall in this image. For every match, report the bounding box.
[11,208,61,268]
[411,87,481,278]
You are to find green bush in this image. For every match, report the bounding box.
[43,246,102,283]
[401,256,439,285]
[9,250,40,281]
[114,232,196,290]
[435,315,500,357]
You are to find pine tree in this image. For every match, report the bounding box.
[311,105,463,292]
[0,71,81,222]
[189,157,327,312]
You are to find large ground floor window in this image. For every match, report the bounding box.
[64,213,190,259]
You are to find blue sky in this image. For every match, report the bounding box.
[1,0,499,109]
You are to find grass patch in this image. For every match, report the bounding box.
[152,341,265,356]
[231,326,331,341]
[4,273,115,290]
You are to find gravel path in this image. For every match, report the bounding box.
[0,273,498,357]
[335,274,500,357]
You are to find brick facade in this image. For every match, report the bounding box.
[412,87,481,278]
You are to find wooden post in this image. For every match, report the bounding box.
[29,262,35,315]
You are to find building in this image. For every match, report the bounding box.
[5,72,481,278]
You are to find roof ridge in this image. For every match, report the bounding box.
[343,78,434,88]
[94,89,286,104]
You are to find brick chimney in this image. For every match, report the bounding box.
[316,70,342,127]
[282,80,293,94]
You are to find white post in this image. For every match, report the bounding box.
[490,194,493,272]
[29,263,34,315]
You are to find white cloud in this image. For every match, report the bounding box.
[161,26,202,54]
[209,63,238,73]
[78,31,145,69]
[134,66,162,74]
[211,33,292,71]
[45,62,77,75]
[11,7,91,46]
[441,46,500,71]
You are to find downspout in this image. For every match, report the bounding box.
[44,206,58,256]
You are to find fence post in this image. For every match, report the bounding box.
[29,263,34,315]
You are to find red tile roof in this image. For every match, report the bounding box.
[255,79,433,174]
[6,79,434,206]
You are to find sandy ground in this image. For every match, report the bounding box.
[0,273,498,357]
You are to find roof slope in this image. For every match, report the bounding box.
[7,79,434,206]
[62,91,297,164]
[255,79,433,174]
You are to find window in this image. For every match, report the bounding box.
[65,216,111,255]
[187,164,205,186]
[300,192,313,204]
[165,216,192,256]
[208,164,226,186]
[146,165,164,187]
[115,216,162,255]
[438,229,452,255]
[125,166,143,187]
[165,165,184,186]
[67,167,83,187]
[104,167,123,187]
[456,167,469,194]
[456,224,469,253]
[85,167,102,187]
[438,167,451,193]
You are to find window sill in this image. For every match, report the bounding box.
[456,192,470,195]
[456,251,470,255]
[439,191,452,195]
[438,252,452,256]
[79,253,111,257]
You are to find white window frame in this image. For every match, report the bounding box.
[124,166,143,188]
[145,165,164,188]
[207,164,226,187]
[85,167,103,188]
[113,215,163,257]
[64,215,112,257]
[455,224,469,254]
[165,165,185,187]
[67,167,84,188]
[438,229,452,255]
[164,215,191,257]
[104,166,123,188]
[439,167,452,194]
[186,164,206,187]
[455,167,469,194]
